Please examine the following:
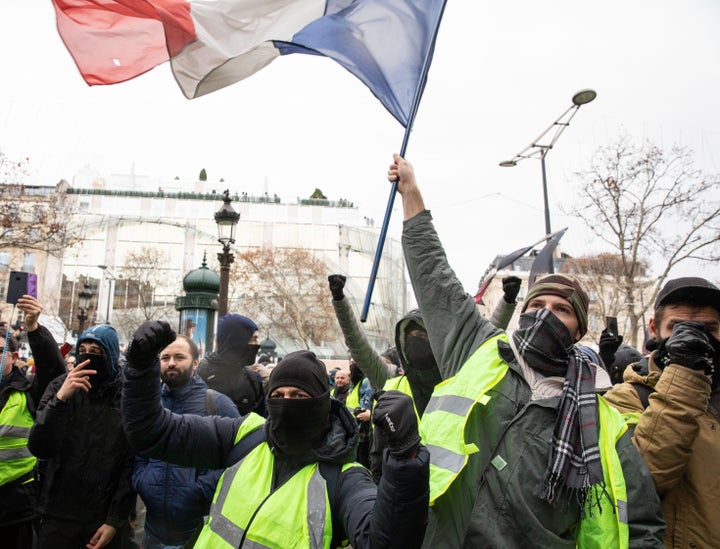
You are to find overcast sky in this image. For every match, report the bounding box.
[2,1,719,293]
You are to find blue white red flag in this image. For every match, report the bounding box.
[52,0,447,127]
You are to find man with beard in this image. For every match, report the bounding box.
[122,320,430,549]
[28,324,135,549]
[389,154,665,548]
[198,313,266,416]
[603,277,720,548]
[132,334,239,549]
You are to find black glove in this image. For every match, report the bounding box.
[598,328,623,368]
[328,274,346,301]
[664,321,714,374]
[372,390,420,460]
[501,276,521,304]
[126,320,177,367]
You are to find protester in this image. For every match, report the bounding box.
[0,296,65,549]
[122,320,430,549]
[329,274,442,483]
[198,314,266,416]
[603,277,720,548]
[488,275,522,330]
[330,369,351,403]
[389,153,665,548]
[132,334,239,549]
[28,324,135,549]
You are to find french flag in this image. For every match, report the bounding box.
[52,0,447,127]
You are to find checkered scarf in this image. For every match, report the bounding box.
[512,309,604,515]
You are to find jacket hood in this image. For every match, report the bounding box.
[215,314,258,358]
[77,324,120,380]
[394,308,426,372]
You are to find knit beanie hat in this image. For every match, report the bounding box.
[522,273,590,337]
[268,350,329,397]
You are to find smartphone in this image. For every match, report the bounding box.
[605,316,618,337]
[6,271,38,304]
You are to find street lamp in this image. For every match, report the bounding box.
[500,89,597,272]
[77,283,93,334]
[214,190,240,318]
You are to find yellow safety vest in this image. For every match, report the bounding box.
[382,375,419,422]
[0,391,36,486]
[420,334,630,548]
[345,383,361,411]
[195,413,357,549]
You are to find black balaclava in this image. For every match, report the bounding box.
[266,350,331,458]
[216,314,259,366]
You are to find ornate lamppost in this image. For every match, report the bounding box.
[77,283,93,334]
[214,190,240,318]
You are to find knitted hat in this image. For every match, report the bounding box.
[268,350,329,397]
[522,273,590,337]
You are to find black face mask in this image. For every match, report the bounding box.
[513,309,574,377]
[404,336,436,371]
[266,391,331,458]
[77,353,112,389]
[239,344,260,367]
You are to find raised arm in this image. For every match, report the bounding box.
[328,274,395,389]
[389,154,501,378]
[122,321,247,469]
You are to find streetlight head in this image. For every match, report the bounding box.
[215,190,240,247]
[572,89,597,106]
[499,160,517,168]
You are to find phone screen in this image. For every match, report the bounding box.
[605,316,618,336]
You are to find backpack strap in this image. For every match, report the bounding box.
[205,388,218,416]
[223,427,266,468]
[318,462,345,548]
[631,383,654,409]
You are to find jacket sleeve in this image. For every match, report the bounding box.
[615,431,666,547]
[27,324,66,408]
[338,446,430,549]
[630,363,710,494]
[122,359,246,469]
[332,297,395,389]
[105,441,136,529]
[402,211,502,378]
[489,298,517,330]
[27,376,70,459]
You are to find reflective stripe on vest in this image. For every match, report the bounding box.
[194,438,362,549]
[0,391,36,485]
[573,396,630,549]
[420,333,510,504]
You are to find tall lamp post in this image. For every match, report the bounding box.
[500,89,597,272]
[214,190,240,318]
[77,283,93,334]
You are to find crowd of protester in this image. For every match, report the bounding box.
[0,154,718,548]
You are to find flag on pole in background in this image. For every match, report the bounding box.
[528,228,568,286]
[474,243,536,305]
[51,0,447,127]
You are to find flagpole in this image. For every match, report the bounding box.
[360,0,449,323]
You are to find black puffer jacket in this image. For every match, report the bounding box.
[123,356,430,549]
[28,344,134,529]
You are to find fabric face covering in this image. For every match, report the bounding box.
[266,391,331,457]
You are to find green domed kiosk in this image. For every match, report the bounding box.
[175,253,219,355]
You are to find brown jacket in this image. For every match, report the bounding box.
[603,351,718,549]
